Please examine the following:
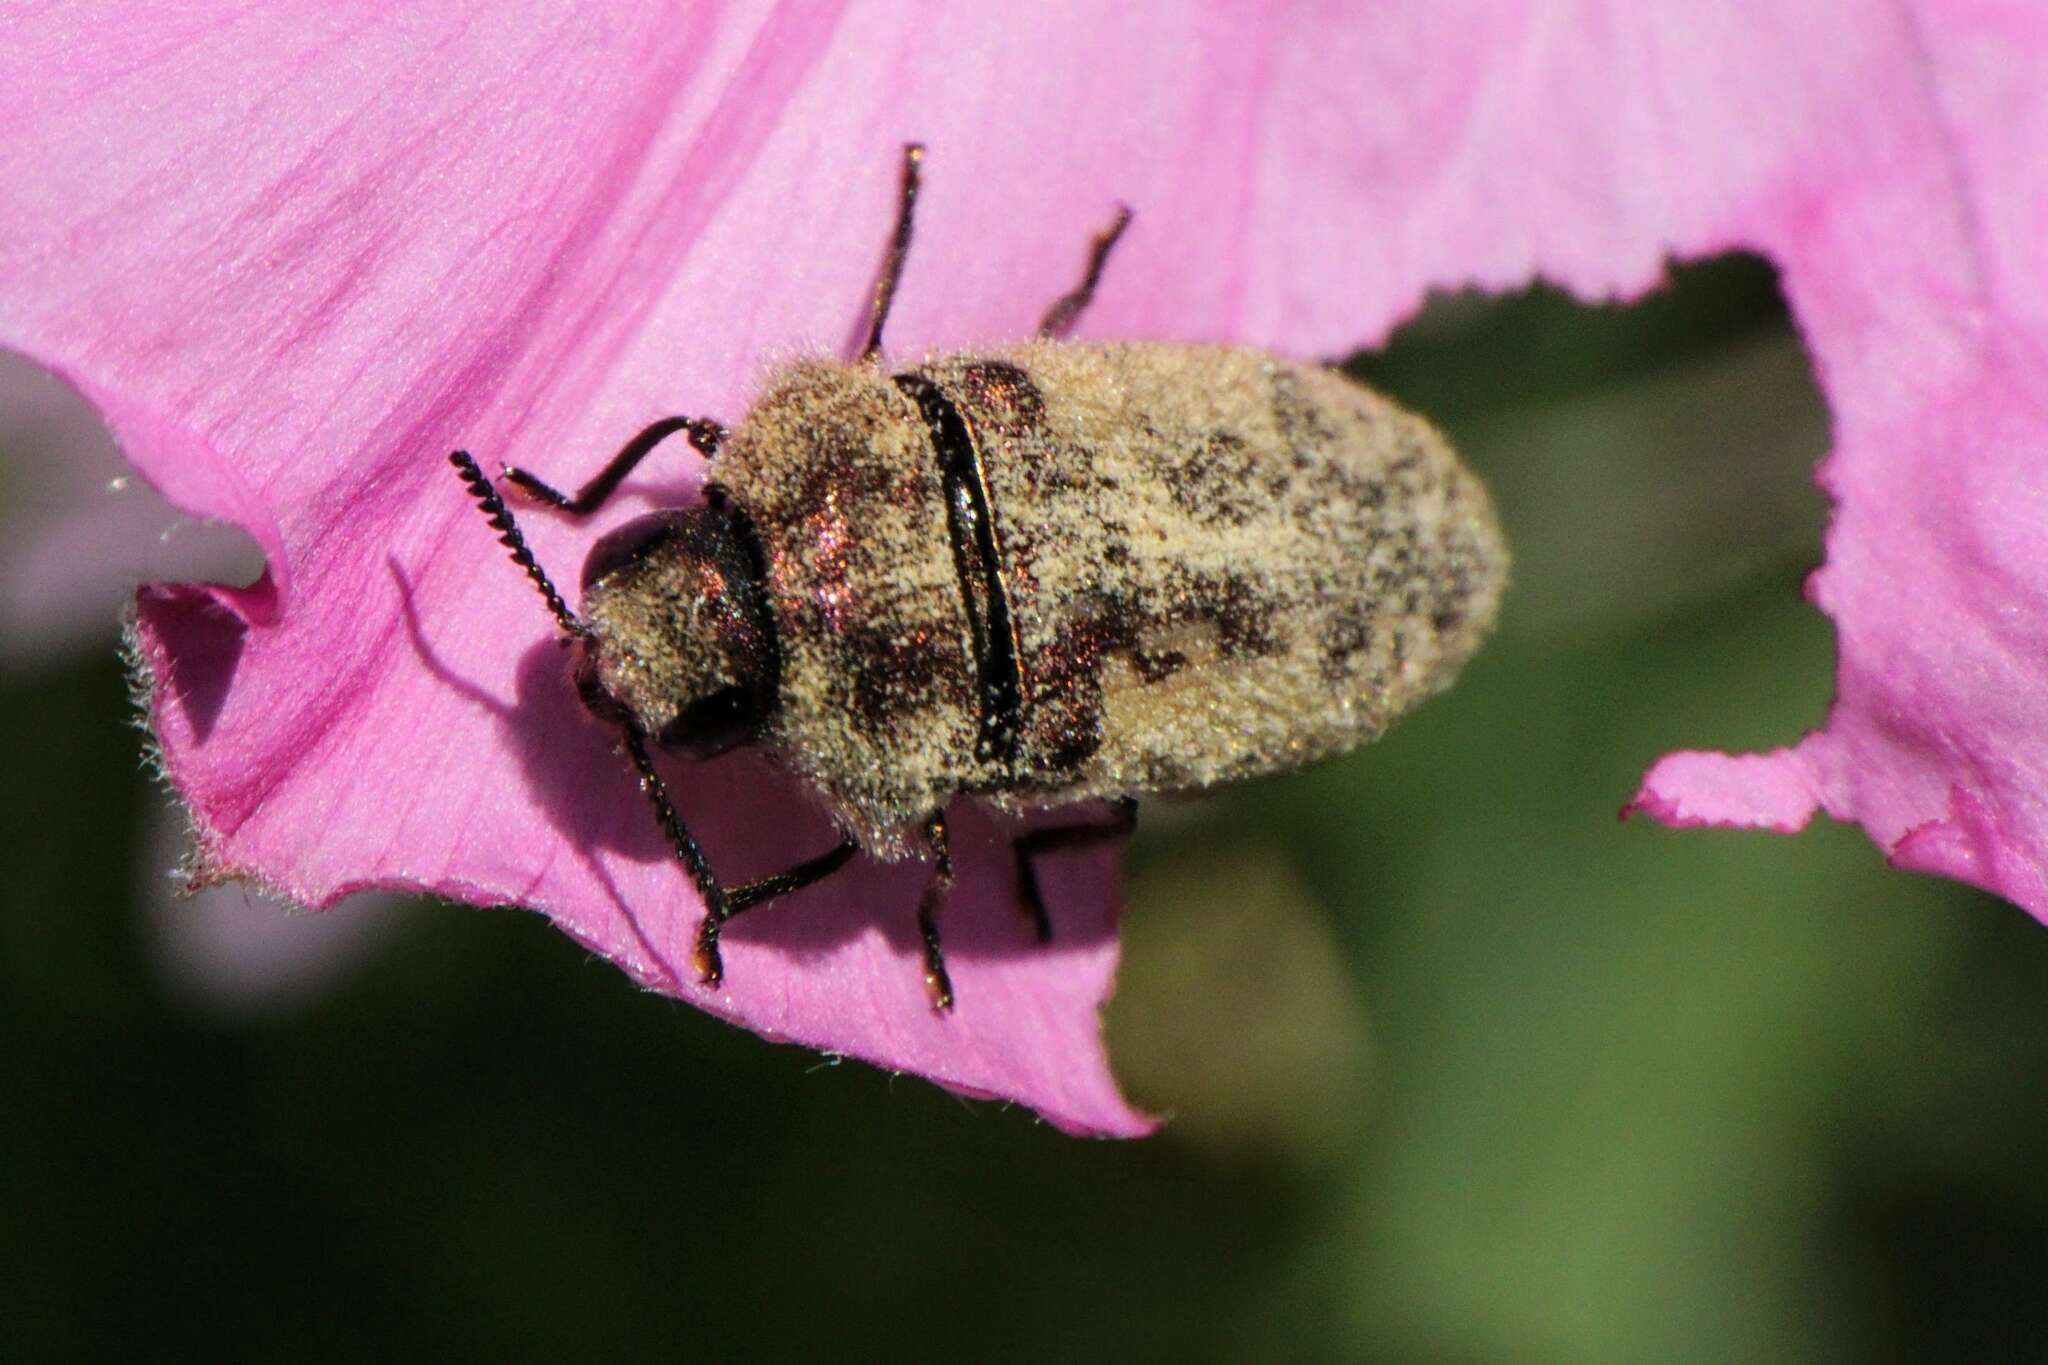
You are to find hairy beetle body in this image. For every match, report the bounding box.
[709,341,1503,857]
[457,143,1507,1008]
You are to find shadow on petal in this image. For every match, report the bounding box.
[133,583,250,743]
[497,630,1121,979]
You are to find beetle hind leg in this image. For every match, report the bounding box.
[1013,798,1139,942]
[858,142,926,364]
[1037,204,1134,339]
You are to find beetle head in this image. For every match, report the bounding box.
[575,505,779,759]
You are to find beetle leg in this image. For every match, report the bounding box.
[1036,205,1134,339]
[1013,798,1138,942]
[916,810,957,1011]
[858,142,926,364]
[690,837,861,988]
[725,838,862,914]
[615,725,834,992]
[502,416,726,517]
[618,726,736,982]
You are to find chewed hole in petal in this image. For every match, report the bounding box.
[1347,253,1832,644]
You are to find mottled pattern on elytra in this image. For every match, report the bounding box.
[710,343,1507,858]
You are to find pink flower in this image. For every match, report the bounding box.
[3,3,2044,1135]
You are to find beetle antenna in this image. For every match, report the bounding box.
[450,450,585,638]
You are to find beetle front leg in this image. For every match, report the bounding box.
[502,415,727,517]
[1037,204,1133,339]
[691,837,862,987]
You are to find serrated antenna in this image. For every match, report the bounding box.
[449,450,584,638]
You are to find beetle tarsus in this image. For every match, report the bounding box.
[692,911,726,986]
[689,838,860,990]
[920,926,954,1012]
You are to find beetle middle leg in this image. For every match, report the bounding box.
[502,415,727,516]
[916,810,957,1011]
[1013,798,1138,942]
[1037,204,1134,339]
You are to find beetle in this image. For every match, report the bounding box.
[451,143,1507,1010]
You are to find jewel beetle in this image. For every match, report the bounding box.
[451,143,1508,1009]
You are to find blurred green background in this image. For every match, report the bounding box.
[9,258,2048,1363]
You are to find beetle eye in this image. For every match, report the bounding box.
[582,513,685,593]
[659,684,762,758]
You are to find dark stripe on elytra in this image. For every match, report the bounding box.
[892,373,1024,768]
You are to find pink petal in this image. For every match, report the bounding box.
[0,352,392,1014]
[8,2,2044,1133]
[1625,749,1820,833]
[1622,6,2048,918]
[140,801,408,1016]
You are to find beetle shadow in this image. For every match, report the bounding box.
[495,637,1125,990]
[394,558,1125,997]
[391,561,683,977]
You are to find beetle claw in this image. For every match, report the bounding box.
[691,917,725,987]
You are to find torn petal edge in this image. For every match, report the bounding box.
[1623,746,1821,832]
